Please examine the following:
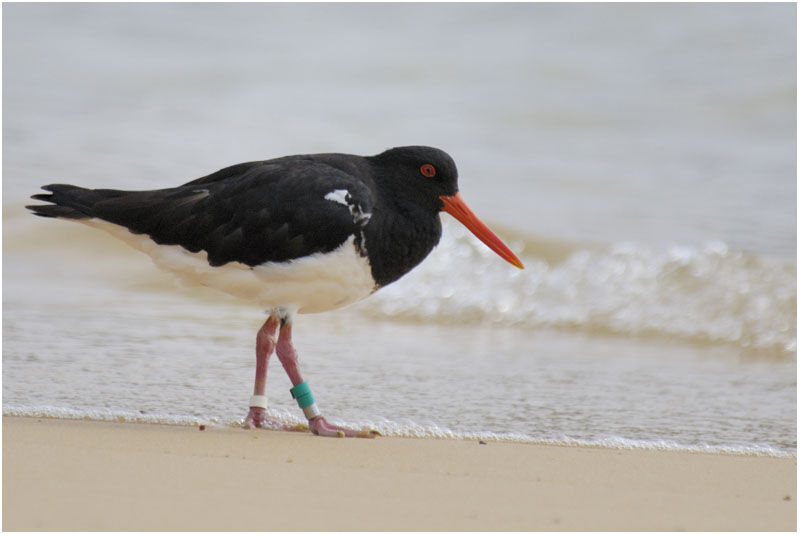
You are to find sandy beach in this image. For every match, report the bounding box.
[2,416,795,531]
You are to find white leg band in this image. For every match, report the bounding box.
[302,403,321,420]
[249,395,269,410]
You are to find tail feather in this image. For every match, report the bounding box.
[26,184,106,219]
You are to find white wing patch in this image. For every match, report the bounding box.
[324,189,371,225]
[324,189,350,207]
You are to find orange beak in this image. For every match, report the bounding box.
[439,192,524,269]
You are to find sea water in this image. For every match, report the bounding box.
[3,3,796,456]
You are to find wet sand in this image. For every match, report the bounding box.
[3,416,795,531]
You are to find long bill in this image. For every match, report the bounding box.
[439,192,525,269]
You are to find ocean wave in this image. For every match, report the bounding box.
[360,223,796,357]
[8,213,795,357]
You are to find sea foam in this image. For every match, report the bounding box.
[361,223,796,358]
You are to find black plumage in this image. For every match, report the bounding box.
[28,146,460,288]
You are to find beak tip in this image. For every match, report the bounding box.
[440,192,525,271]
[508,256,525,269]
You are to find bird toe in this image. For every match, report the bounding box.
[308,416,377,438]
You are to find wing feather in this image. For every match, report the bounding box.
[86,160,374,267]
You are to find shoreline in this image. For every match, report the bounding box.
[3,407,795,459]
[3,416,796,531]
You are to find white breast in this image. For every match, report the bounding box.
[82,219,377,314]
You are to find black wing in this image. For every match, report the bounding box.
[28,160,375,267]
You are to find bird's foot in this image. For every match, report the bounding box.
[243,407,276,429]
[243,409,376,437]
[308,416,379,438]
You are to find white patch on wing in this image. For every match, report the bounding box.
[82,219,377,314]
[324,189,371,225]
[324,189,350,207]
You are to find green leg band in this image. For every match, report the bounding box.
[290,381,315,408]
[290,381,321,420]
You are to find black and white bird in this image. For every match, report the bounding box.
[27,146,524,437]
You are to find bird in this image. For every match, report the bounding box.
[27,145,524,437]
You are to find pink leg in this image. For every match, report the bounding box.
[276,319,377,438]
[243,314,279,428]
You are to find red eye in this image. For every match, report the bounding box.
[420,164,436,178]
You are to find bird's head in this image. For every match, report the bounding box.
[370,146,524,270]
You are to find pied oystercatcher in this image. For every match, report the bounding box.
[27,146,523,437]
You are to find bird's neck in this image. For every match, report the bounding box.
[364,203,442,288]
